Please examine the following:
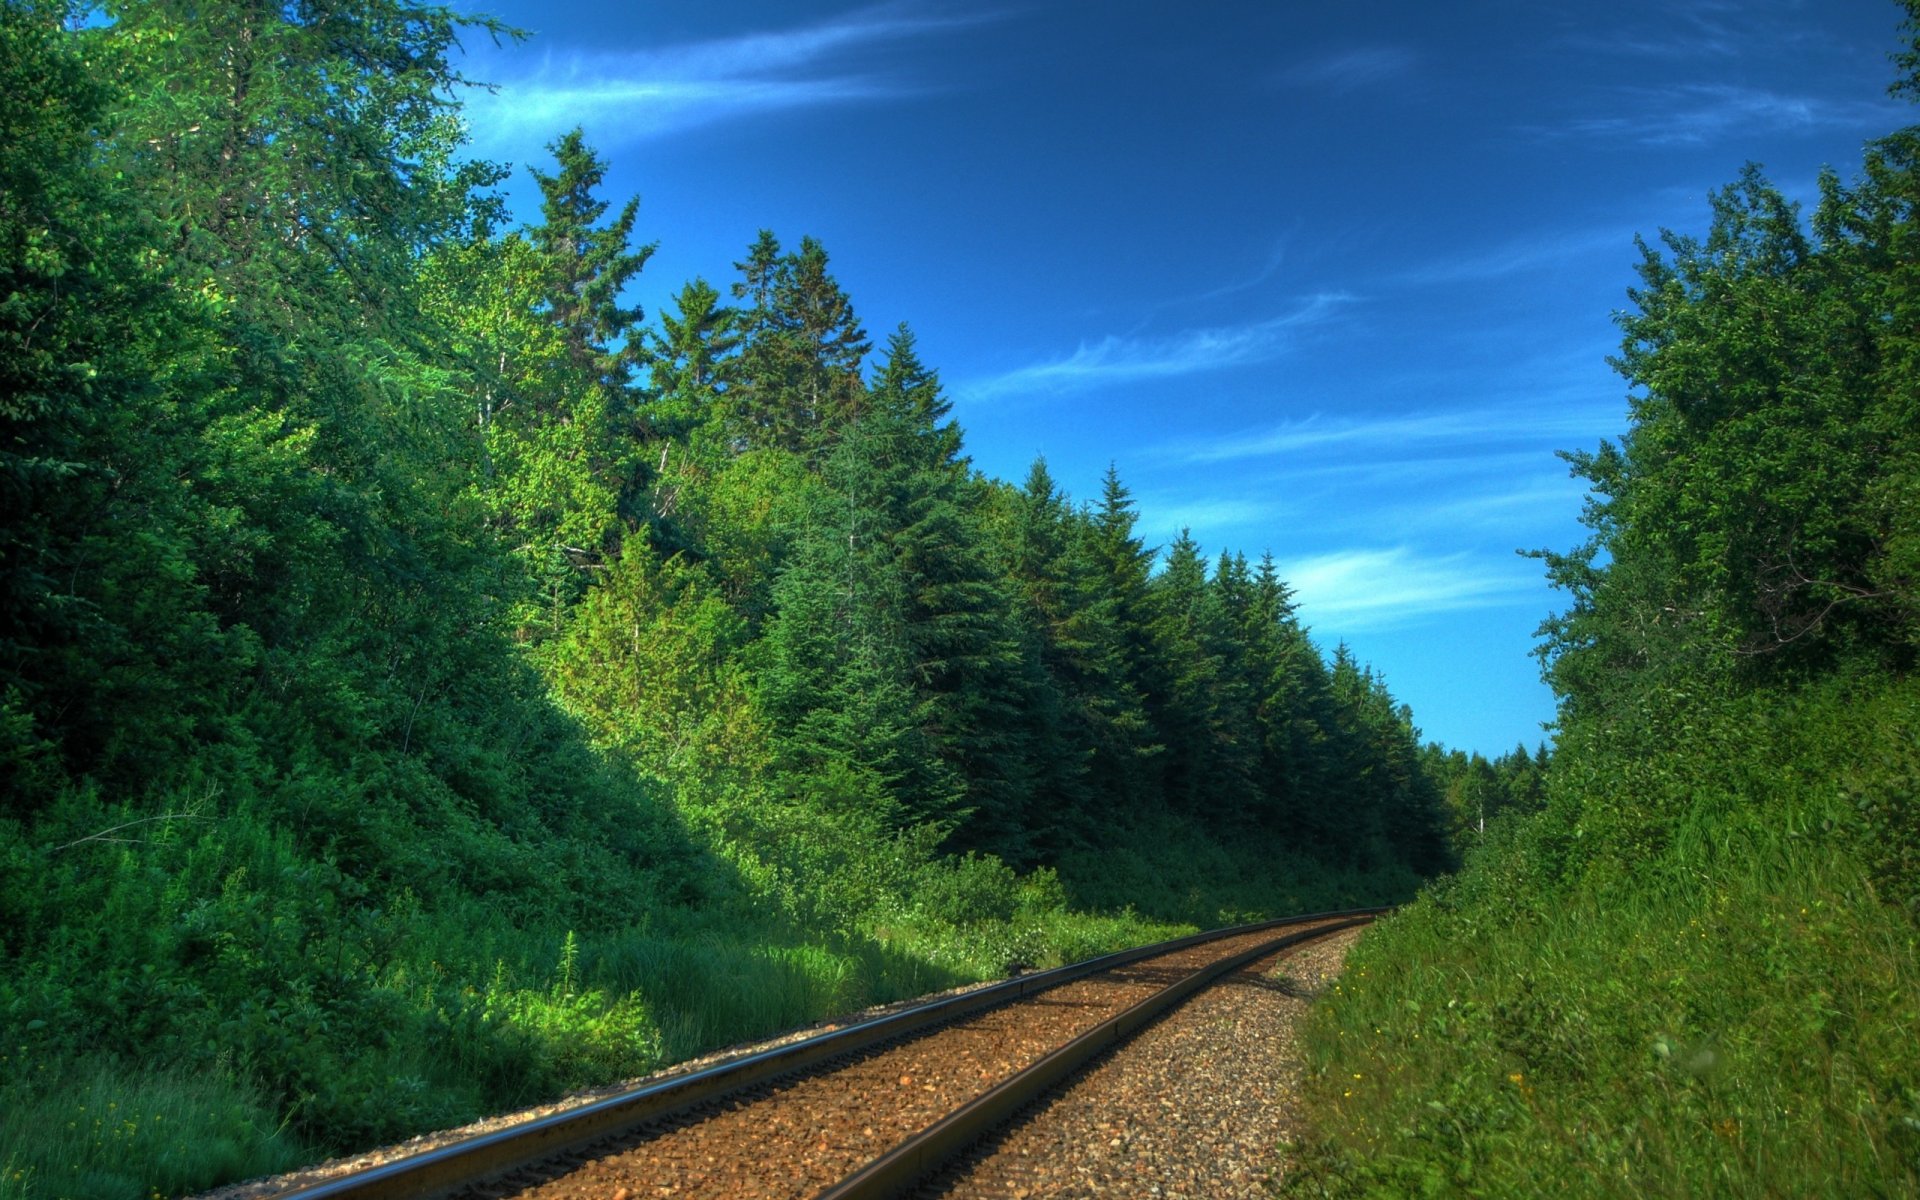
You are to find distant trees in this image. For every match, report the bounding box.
[1421,742,1549,848]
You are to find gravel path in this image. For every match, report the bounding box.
[915,924,1364,1199]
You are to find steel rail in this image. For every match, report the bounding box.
[270,907,1386,1200]
[815,914,1375,1200]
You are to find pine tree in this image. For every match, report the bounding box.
[649,278,741,439]
[856,328,1036,859]
[1245,552,1338,839]
[982,461,1099,848]
[644,278,743,552]
[757,479,960,833]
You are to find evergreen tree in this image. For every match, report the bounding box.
[1144,532,1257,820]
[982,461,1100,848]
[856,328,1036,859]
[525,128,655,548]
[727,232,870,455]
[419,129,654,637]
[1325,647,1453,873]
[649,278,741,441]
[528,128,654,388]
[1245,552,1339,840]
[1063,466,1166,809]
[757,478,960,833]
[643,278,743,553]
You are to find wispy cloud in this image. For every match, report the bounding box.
[1168,404,1613,467]
[1388,475,1588,535]
[1555,2,1741,61]
[1283,546,1539,631]
[1394,225,1631,286]
[1134,494,1292,544]
[1173,234,1298,305]
[1557,0,1842,63]
[1281,46,1418,94]
[1563,31,1738,60]
[1539,84,1899,147]
[462,6,982,154]
[961,293,1355,402]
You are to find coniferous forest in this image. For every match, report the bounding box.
[0,3,1453,1195]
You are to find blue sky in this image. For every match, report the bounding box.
[449,0,1909,755]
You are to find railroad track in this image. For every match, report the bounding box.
[270,909,1380,1200]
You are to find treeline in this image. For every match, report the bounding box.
[432,155,1457,893]
[1419,743,1547,848]
[1288,4,1920,1195]
[0,2,1446,1195]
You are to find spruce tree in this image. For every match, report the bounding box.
[727,233,870,455]
[1065,466,1165,810]
[1146,532,1242,817]
[983,461,1099,848]
[856,328,1036,860]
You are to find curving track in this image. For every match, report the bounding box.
[268,909,1379,1200]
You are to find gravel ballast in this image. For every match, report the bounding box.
[918,924,1364,1199]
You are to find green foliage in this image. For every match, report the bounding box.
[724,232,871,455]
[1421,741,1548,851]
[1288,683,1920,1198]
[1055,803,1424,929]
[1536,159,1919,711]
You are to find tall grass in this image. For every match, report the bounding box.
[0,1061,304,1200]
[0,895,1189,1200]
[591,933,959,1061]
[1285,684,1920,1197]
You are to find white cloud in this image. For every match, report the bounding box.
[1172,233,1298,306]
[1541,84,1899,147]
[1135,495,1289,544]
[1281,46,1418,93]
[1283,546,1539,632]
[1394,225,1632,286]
[960,293,1355,402]
[1392,475,1588,534]
[1169,404,1614,467]
[1557,0,1843,64]
[461,6,982,154]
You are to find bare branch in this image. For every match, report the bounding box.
[50,812,211,853]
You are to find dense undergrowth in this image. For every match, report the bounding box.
[1288,681,1920,1197]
